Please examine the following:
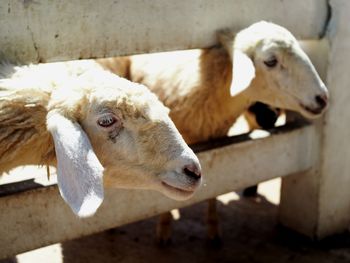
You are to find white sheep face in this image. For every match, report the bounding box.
[79,78,202,201]
[230,21,329,119]
[252,37,328,118]
[46,70,201,216]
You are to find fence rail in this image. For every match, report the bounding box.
[0,0,328,63]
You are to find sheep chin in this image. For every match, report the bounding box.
[298,103,326,119]
[160,186,195,201]
[158,180,197,201]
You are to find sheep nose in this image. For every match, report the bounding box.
[183,163,201,181]
[315,94,328,109]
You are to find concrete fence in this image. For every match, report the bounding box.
[0,0,349,259]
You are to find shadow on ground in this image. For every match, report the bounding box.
[55,192,350,263]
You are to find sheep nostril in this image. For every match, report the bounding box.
[183,165,201,180]
[315,95,327,108]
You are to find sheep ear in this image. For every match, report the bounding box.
[47,113,104,217]
[230,50,256,97]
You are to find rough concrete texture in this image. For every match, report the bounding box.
[0,1,326,63]
[2,179,350,263]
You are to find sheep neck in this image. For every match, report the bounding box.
[0,90,55,173]
[167,47,253,144]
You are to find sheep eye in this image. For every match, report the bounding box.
[97,115,117,128]
[264,57,278,68]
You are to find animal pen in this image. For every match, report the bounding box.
[0,0,349,259]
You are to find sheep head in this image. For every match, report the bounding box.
[47,69,201,217]
[219,21,329,119]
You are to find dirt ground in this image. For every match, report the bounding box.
[2,178,350,263]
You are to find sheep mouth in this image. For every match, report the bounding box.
[161,181,195,196]
[299,103,324,116]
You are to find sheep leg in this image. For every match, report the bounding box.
[156,211,173,246]
[206,198,222,247]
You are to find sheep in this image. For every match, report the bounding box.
[97,21,329,244]
[0,59,202,217]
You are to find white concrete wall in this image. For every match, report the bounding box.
[279,0,350,239]
[0,0,328,63]
[318,0,350,237]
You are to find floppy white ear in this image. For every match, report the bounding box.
[47,113,104,217]
[230,50,256,97]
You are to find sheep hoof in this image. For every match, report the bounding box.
[242,185,258,197]
[206,234,222,248]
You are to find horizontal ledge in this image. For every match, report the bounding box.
[0,0,328,63]
[0,122,318,258]
[191,120,308,152]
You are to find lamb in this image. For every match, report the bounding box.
[0,60,202,217]
[97,21,329,244]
